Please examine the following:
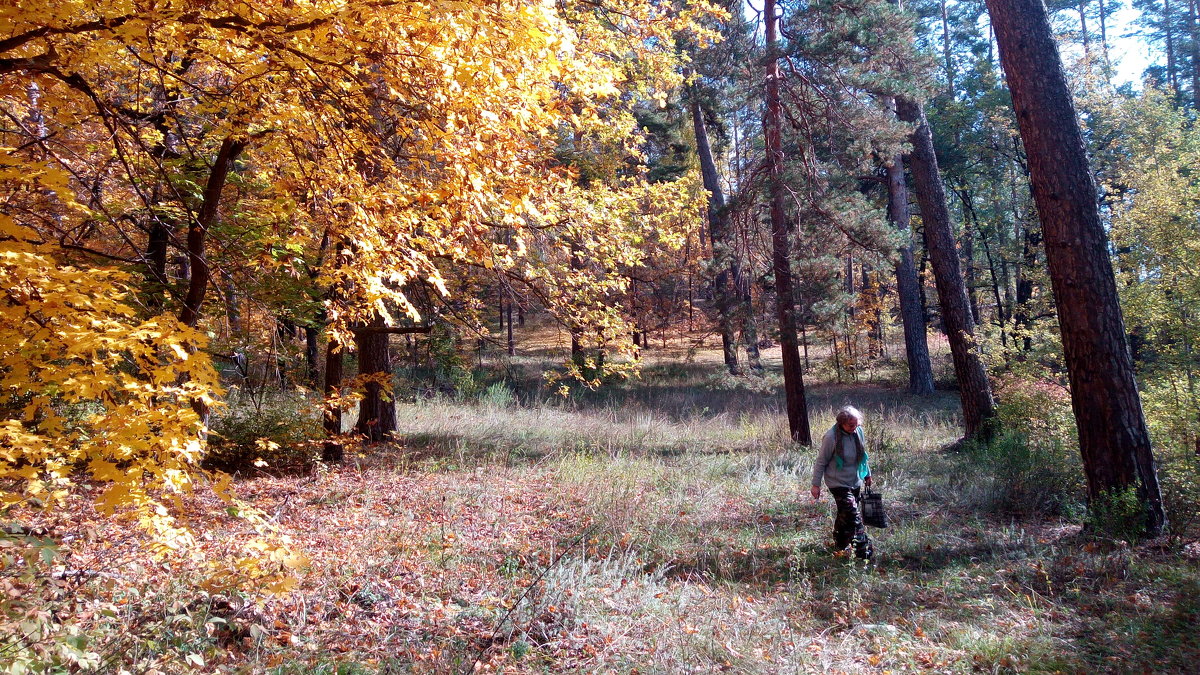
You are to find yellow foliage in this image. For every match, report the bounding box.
[0,0,716,592]
[0,217,216,541]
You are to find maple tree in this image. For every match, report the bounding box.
[0,0,717,558]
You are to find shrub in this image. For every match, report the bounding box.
[993,373,1076,449]
[205,389,324,473]
[1140,375,1200,539]
[949,431,1086,518]
[1085,486,1150,542]
[479,382,516,409]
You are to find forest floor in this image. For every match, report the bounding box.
[12,321,1200,673]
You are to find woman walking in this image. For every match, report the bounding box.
[810,406,873,559]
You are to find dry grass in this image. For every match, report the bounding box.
[6,323,1199,673]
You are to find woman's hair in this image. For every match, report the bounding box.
[835,406,864,426]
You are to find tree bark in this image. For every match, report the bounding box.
[765,0,812,445]
[896,97,996,437]
[1099,0,1110,68]
[180,136,246,328]
[305,324,320,387]
[961,202,980,326]
[987,0,1167,536]
[506,289,515,356]
[740,273,764,373]
[1013,218,1042,352]
[145,220,170,310]
[690,89,740,375]
[886,147,935,394]
[941,0,955,95]
[1079,0,1091,61]
[1189,0,1200,108]
[980,232,1009,347]
[322,336,345,462]
[1168,0,1180,93]
[354,319,396,443]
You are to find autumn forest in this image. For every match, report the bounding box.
[3,0,1200,672]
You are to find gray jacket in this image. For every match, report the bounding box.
[811,425,869,489]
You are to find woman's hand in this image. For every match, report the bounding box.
[810,485,821,500]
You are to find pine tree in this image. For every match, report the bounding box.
[988,0,1168,536]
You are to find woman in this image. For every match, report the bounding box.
[810,406,873,559]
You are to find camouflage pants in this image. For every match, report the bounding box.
[829,486,871,557]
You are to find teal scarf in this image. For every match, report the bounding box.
[833,425,870,480]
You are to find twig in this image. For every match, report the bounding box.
[470,524,596,671]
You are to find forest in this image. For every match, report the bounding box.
[2,0,1199,671]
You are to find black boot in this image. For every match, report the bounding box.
[853,533,873,560]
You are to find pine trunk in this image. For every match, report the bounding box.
[765,0,811,445]
[740,273,764,373]
[1014,219,1042,351]
[506,291,515,357]
[1189,0,1200,108]
[962,203,980,326]
[896,97,996,437]
[987,0,1167,536]
[1168,0,1180,93]
[887,148,935,394]
[305,325,320,387]
[690,91,740,375]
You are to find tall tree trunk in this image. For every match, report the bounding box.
[322,336,345,462]
[1013,218,1042,352]
[506,289,515,357]
[941,0,955,95]
[887,147,935,394]
[180,136,246,328]
[1099,0,1110,69]
[1168,0,1180,93]
[916,224,931,325]
[740,273,764,373]
[177,135,245,429]
[223,271,241,337]
[961,198,980,326]
[1079,0,1091,62]
[690,89,740,374]
[980,233,1009,348]
[355,320,395,443]
[146,220,170,310]
[1189,0,1200,108]
[305,325,320,387]
[896,98,996,437]
[765,0,811,444]
[987,0,1167,536]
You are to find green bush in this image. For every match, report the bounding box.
[205,389,324,473]
[479,381,516,408]
[949,431,1086,518]
[1085,486,1150,542]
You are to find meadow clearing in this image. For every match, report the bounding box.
[11,323,1199,674]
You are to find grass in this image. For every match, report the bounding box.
[6,324,1200,673]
